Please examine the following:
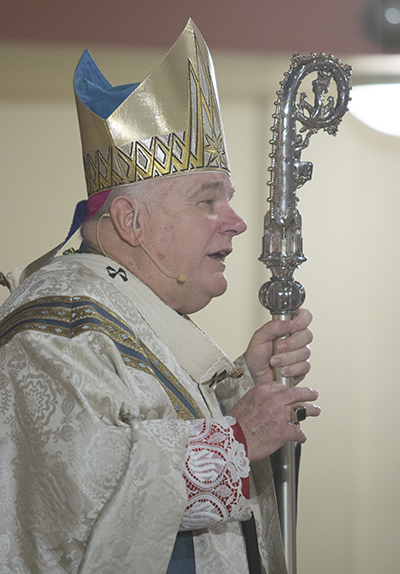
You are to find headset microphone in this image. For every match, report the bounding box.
[96,213,186,283]
[137,239,186,283]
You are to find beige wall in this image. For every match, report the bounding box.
[1,44,400,573]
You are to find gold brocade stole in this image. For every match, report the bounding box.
[0,295,204,420]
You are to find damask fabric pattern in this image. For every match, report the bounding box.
[0,253,287,574]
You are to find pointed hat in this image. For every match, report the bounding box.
[74,18,230,199]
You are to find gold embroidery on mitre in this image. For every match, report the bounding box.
[76,20,230,197]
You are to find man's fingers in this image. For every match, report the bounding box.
[304,403,321,418]
[288,308,313,334]
[248,307,313,351]
[286,402,321,422]
[275,328,313,354]
[280,361,311,380]
[284,385,319,404]
[270,346,311,370]
[251,319,294,345]
[229,383,320,461]
[287,424,307,444]
[271,342,312,381]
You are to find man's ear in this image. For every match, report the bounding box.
[109,196,145,246]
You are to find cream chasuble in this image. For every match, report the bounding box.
[0,253,286,574]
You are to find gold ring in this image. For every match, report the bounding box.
[291,405,306,424]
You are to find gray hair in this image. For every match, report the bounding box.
[80,181,160,240]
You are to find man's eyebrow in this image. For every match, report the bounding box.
[195,181,236,200]
[199,181,223,191]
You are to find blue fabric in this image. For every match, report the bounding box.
[64,200,87,244]
[74,49,140,119]
[166,531,195,574]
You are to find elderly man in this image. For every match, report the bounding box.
[0,19,319,574]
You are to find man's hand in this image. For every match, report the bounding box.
[231,308,319,462]
[228,383,320,462]
[244,308,313,387]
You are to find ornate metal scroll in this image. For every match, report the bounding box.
[259,53,351,574]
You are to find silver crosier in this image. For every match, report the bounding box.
[259,53,352,574]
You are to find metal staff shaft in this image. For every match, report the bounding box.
[259,53,352,573]
[273,315,297,574]
[274,441,297,573]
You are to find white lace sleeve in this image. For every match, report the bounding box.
[179,416,251,531]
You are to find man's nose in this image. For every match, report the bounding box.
[221,205,247,235]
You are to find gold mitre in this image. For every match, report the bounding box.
[74,18,230,198]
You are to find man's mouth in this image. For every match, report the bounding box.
[208,250,231,261]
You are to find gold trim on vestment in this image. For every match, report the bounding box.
[0,296,204,420]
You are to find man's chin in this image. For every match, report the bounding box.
[209,273,228,297]
[203,281,228,308]
[180,278,228,315]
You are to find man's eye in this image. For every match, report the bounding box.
[202,199,214,205]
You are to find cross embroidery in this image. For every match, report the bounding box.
[106,266,128,282]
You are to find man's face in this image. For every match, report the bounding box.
[139,172,247,314]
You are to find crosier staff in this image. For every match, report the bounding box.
[258,53,352,574]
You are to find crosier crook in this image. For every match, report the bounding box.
[258,53,352,574]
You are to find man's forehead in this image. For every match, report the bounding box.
[143,172,235,207]
[184,175,235,199]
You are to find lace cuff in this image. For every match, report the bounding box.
[179,416,251,531]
